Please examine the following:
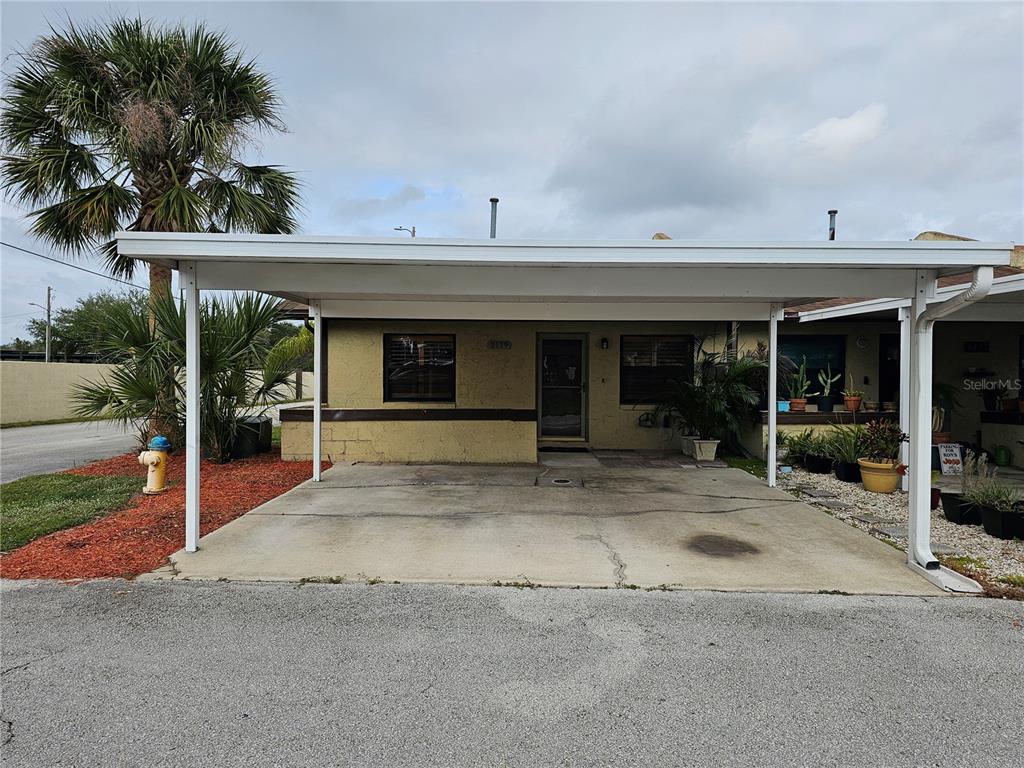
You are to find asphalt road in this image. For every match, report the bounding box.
[0,421,138,482]
[2,581,1022,768]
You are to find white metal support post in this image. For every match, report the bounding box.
[907,270,938,569]
[767,303,783,487]
[312,301,323,482]
[898,306,911,492]
[183,261,201,553]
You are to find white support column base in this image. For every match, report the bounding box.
[908,563,984,594]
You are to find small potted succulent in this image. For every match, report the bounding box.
[789,357,817,413]
[857,419,908,493]
[842,374,864,413]
[816,364,840,413]
[942,449,988,525]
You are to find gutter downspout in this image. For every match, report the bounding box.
[909,266,993,570]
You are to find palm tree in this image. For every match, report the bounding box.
[1,17,301,302]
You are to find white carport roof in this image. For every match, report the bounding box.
[116,231,1014,595]
[796,271,1023,323]
[116,233,1013,321]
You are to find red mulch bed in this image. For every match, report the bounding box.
[0,451,329,581]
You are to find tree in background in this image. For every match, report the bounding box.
[1,17,301,304]
[73,292,308,461]
[21,290,147,357]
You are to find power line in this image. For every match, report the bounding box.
[0,240,149,292]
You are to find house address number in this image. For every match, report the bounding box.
[487,340,512,350]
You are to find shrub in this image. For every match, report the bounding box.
[860,420,909,464]
[825,424,866,464]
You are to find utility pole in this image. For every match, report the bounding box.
[394,226,416,237]
[29,286,52,362]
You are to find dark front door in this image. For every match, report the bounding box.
[879,333,900,404]
[539,337,586,438]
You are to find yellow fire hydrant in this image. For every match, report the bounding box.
[138,435,171,495]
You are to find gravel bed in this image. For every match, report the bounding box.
[778,468,1024,581]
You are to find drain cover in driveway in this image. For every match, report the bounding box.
[536,476,583,487]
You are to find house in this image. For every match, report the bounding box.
[115,231,1013,592]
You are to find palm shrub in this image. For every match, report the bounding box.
[783,429,815,466]
[1,17,301,296]
[656,341,766,443]
[73,292,308,462]
[825,424,866,464]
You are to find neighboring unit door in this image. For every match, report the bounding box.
[538,336,586,438]
[878,333,900,404]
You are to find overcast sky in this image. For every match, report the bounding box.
[1,1,1022,342]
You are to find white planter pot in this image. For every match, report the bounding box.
[680,434,699,458]
[692,439,720,462]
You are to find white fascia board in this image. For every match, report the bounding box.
[315,299,773,322]
[194,260,921,300]
[798,273,1024,322]
[115,231,1013,270]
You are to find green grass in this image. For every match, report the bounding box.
[1,473,141,552]
[998,574,1024,588]
[1,416,113,429]
[272,425,281,446]
[722,455,768,480]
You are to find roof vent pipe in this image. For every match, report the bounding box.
[828,209,838,241]
[489,198,499,239]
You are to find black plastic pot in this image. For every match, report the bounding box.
[230,415,273,460]
[941,492,980,525]
[804,454,833,474]
[833,461,861,483]
[980,504,1017,539]
[817,394,835,413]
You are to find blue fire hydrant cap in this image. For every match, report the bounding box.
[148,435,171,451]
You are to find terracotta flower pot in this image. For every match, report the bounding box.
[843,396,862,413]
[857,458,900,493]
[790,398,808,413]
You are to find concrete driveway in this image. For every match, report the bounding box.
[153,461,941,595]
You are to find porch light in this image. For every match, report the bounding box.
[600,337,609,349]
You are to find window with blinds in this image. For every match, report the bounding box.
[384,334,456,402]
[619,335,694,404]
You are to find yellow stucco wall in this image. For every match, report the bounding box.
[282,319,727,462]
[0,361,116,425]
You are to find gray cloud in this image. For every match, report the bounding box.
[335,184,426,223]
[1,1,1021,340]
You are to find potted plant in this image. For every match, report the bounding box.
[842,374,863,412]
[789,357,817,413]
[656,342,766,462]
[803,433,834,474]
[826,424,865,482]
[857,419,909,493]
[931,382,960,444]
[863,400,880,412]
[816,364,840,413]
[967,478,1023,540]
[942,450,988,524]
[930,471,941,510]
[783,428,815,467]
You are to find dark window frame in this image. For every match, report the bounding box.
[383,333,456,403]
[619,334,694,405]
[778,334,847,398]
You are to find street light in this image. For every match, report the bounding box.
[394,226,416,237]
[28,286,52,363]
